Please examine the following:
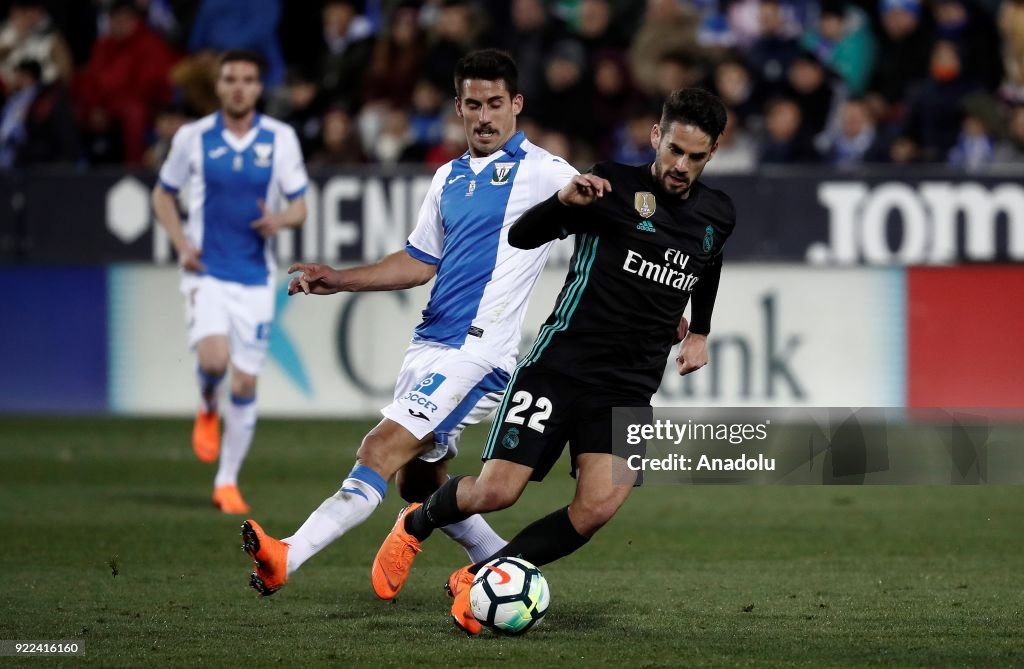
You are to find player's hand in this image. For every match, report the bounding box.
[177,242,206,273]
[251,200,285,238]
[557,174,612,207]
[287,262,340,295]
[676,332,708,376]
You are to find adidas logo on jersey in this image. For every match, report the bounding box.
[636,220,656,233]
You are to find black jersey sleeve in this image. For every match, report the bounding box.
[509,192,584,249]
[688,250,723,335]
[688,190,736,336]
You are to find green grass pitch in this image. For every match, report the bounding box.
[0,417,1021,667]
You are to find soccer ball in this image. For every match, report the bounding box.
[469,557,550,635]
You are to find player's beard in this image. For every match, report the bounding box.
[652,161,691,198]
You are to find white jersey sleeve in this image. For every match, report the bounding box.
[158,124,197,192]
[273,125,309,199]
[405,164,451,264]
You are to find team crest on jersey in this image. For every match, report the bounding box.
[253,143,273,167]
[466,179,477,197]
[703,225,715,252]
[491,162,514,185]
[502,428,520,450]
[634,192,656,218]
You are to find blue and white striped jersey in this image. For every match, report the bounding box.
[406,131,577,370]
[158,112,308,286]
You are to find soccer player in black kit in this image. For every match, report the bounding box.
[373,88,735,633]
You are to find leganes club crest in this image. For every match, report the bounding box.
[634,191,656,218]
[491,162,514,185]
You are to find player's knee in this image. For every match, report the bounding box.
[355,434,387,470]
[231,374,257,398]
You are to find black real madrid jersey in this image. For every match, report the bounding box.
[508,161,736,397]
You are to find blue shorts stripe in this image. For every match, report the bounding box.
[435,367,511,437]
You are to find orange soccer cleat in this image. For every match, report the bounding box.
[241,519,290,596]
[212,484,250,514]
[192,409,220,463]
[371,504,422,600]
[446,565,481,635]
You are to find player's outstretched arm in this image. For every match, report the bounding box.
[288,250,437,296]
[509,174,611,249]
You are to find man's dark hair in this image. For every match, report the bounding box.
[659,88,728,143]
[453,49,519,98]
[219,49,266,78]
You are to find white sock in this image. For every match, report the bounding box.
[283,464,386,576]
[214,394,256,487]
[197,367,225,414]
[441,514,508,563]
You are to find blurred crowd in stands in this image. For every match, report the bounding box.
[1,0,1023,172]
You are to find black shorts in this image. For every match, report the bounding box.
[481,364,651,482]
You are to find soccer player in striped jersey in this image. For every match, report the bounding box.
[239,49,579,598]
[152,50,309,515]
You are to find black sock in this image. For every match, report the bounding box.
[404,475,468,541]
[469,506,589,573]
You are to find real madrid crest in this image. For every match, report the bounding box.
[634,191,656,218]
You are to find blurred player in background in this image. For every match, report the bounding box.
[239,49,579,599]
[152,50,308,514]
[376,88,735,633]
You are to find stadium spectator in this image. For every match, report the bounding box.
[75,0,178,165]
[800,0,877,96]
[188,0,286,88]
[532,39,594,143]
[422,108,468,168]
[651,50,705,103]
[629,0,700,95]
[308,104,365,165]
[784,52,844,139]
[867,0,934,117]
[420,0,480,93]
[928,0,1003,92]
[607,104,658,165]
[494,0,568,105]
[758,95,819,162]
[744,0,805,100]
[898,39,983,161]
[0,59,80,167]
[362,2,425,109]
[997,0,1024,101]
[0,0,73,91]
[590,49,642,154]
[313,0,374,110]
[818,97,887,169]
[993,103,1024,161]
[278,70,324,156]
[711,55,761,127]
[575,0,631,52]
[703,107,758,173]
[142,103,188,170]
[947,107,996,170]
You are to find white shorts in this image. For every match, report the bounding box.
[381,341,512,462]
[181,274,275,375]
